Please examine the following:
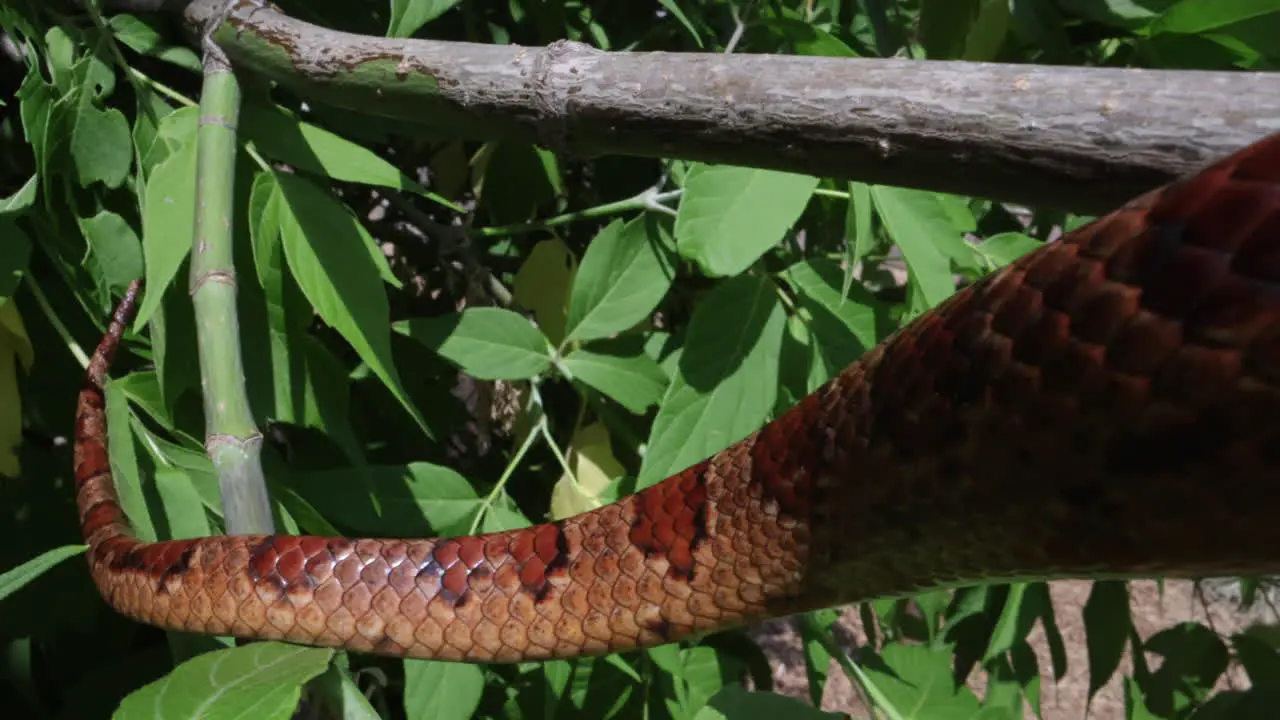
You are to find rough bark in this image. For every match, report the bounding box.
[120,0,1280,213]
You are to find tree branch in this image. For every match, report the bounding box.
[135,0,1280,214]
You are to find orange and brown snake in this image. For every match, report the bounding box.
[74,133,1280,663]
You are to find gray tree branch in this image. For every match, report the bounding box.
[123,0,1280,213]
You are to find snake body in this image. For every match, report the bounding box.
[75,133,1280,663]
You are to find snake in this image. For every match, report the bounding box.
[74,132,1280,663]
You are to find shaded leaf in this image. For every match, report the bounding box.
[290,462,523,537]
[241,103,456,209]
[275,172,427,433]
[397,308,552,381]
[694,685,843,719]
[637,275,786,488]
[1084,580,1132,702]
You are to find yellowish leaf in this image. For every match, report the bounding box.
[513,238,576,346]
[427,141,470,201]
[549,422,623,520]
[0,300,34,370]
[0,302,32,477]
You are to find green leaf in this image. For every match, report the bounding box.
[983,582,1029,663]
[800,609,840,706]
[479,505,531,533]
[678,646,744,716]
[657,0,704,45]
[564,340,668,414]
[1025,582,1068,681]
[289,462,521,537]
[115,643,333,720]
[388,0,464,37]
[154,468,214,540]
[109,14,202,72]
[914,589,951,643]
[763,18,859,56]
[1142,622,1230,712]
[1233,631,1280,685]
[845,180,875,277]
[80,210,144,293]
[70,77,131,189]
[149,273,201,425]
[565,215,676,343]
[1153,0,1279,34]
[0,545,87,602]
[396,307,552,381]
[0,216,31,302]
[250,171,362,459]
[871,185,963,315]
[675,165,819,277]
[106,378,157,541]
[975,232,1042,268]
[982,655,1026,719]
[1010,0,1073,61]
[694,685,843,719]
[0,303,30,477]
[132,428,222,516]
[778,314,824,405]
[637,274,786,488]
[964,0,1014,61]
[1123,675,1162,720]
[275,172,428,434]
[921,0,983,58]
[308,665,381,720]
[1084,580,1132,702]
[1058,0,1165,27]
[783,259,887,372]
[861,643,983,719]
[136,107,199,329]
[480,142,560,224]
[1010,641,1043,717]
[240,104,457,211]
[403,661,485,720]
[0,174,37,215]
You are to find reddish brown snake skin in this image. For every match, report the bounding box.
[75,134,1280,663]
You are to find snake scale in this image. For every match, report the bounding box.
[74,133,1280,663]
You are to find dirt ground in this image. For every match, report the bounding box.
[749,579,1279,718]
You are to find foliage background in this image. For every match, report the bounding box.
[1,0,1279,718]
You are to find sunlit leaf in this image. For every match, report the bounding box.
[115,643,333,720]
[675,165,819,277]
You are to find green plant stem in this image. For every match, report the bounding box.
[539,421,578,490]
[190,58,273,535]
[23,274,89,369]
[813,187,851,201]
[474,189,681,239]
[468,415,545,535]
